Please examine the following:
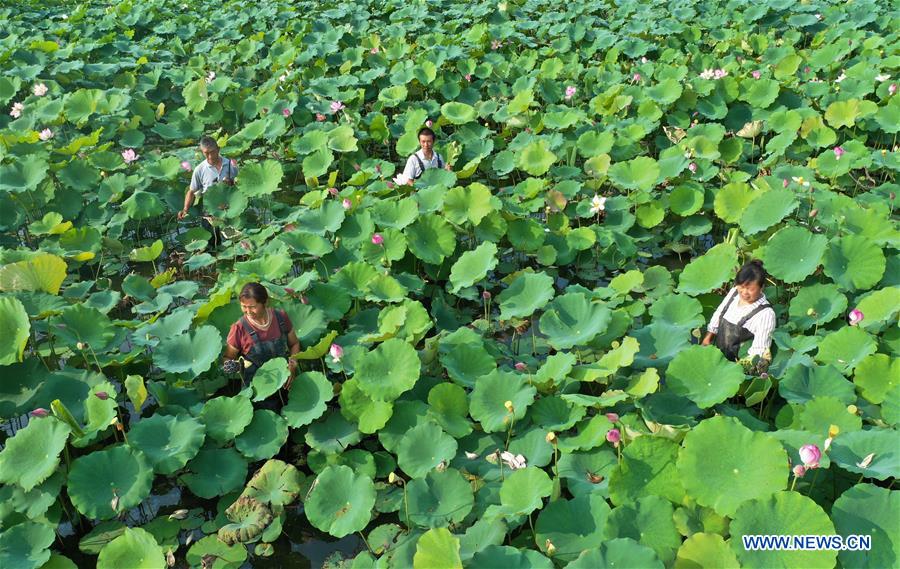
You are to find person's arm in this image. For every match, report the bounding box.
[178,170,202,219]
[224,343,240,360]
[747,307,776,359]
[224,324,242,361]
[702,289,733,345]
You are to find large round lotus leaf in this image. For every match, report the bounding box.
[669,183,704,217]
[516,140,557,176]
[236,160,282,197]
[738,189,798,235]
[609,435,686,506]
[763,226,828,283]
[306,465,376,538]
[556,414,614,453]
[676,243,737,296]
[328,125,358,153]
[471,545,552,569]
[235,410,289,461]
[530,395,585,431]
[499,466,552,516]
[186,534,247,569]
[823,235,886,291]
[814,326,876,373]
[443,183,494,226]
[127,413,205,475]
[558,448,617,498]
[854,354,899,404]
[565,538,663,569]
[438,327,496,388]
[426,383,472,438]
[282,371,333,428]
[250,357,289,401]
[674,533,739,569]
[96,527,165,569]
[829,429,899,480]
[0,296,29,364]
[0,521,55,569]
[397,421,458,478]
[54,304,116,350]
[449,241,498,294]
[338,378,394,434]
[469,369,536,433]
[217,496,273,545]
[798,395,862,434]
[242,459,303,507]
[153,325,222,377]
[853,287,900,332]
[608,156,660,192]
[0,416,70,491]
[534,493,612,562]
[305,411,362,454]
[647,78,683,105]
[832,484,900,569]
[648,294,704,329]
[730,491,837,568]
[539,292,612,350]
[606,496,680,563]
[677,416,788,516]
[665,345,744,408]
[0,155,48,194]
[778,364,855,405]
[0,253,67,295]
[68,446,153,520]
[787,283,847,330]
[200,394,254,443]
[182,447,248,499]
[413,527,462,569]
[440,102,476,124]
[497,271,555,320]
[405,214,456,265]
[403,468,474,528]
[354,338,421,402]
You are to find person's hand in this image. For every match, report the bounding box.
[444,163,452,171]
[285,359,298,390]
[223,178,235,186]
[177,209,188,220]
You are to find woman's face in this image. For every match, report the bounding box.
[201,144,220,165]
[240,298,267,321]
[736,281,762,303]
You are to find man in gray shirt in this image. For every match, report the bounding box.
[177,136,238,246]
[400,127,452,185]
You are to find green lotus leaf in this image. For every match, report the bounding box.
[832,484,900,569]
[499,466,552,516]
[0,416,70,491]
[823,235,886,292]
[669,183,704,217]
[338,378,394,434]
[306,465,376,538]
[54,304,116,350]
[0,154,49,195]
[507,218,546,252]
[302,147,333,179]
[714,182,754,223]
[678,416,787,517]
[448,241,498,294]
[372,198,419,230]
[608,156,659,192]
[0,253,67,295]
[557,414,614,453]
[761,225,827,283]
[471,545,552,569]
[29,212,71,236]
[234,251,292,280]
[128,239,163,263]
[353,338,420,402]
[440,102,476,125]
[251,357,289,401]
[404,468,474,528]
[413,527,462,569]
[647,78,683,105]
[829,429,899,481]
[127,413,205,475]
[558,448,617,497]
[378,85,408,107]
[396,422,458,478]
[730,492,837,568]
[676,243,738,296]
[609,435,686,506]
[787,283,847,330]
[426,383,472,438]
[68,446,153,520]
[203,182,248,219]
[96,527,165,569]
[332,261,378,298]
[327,125,358,153]
[606,496,680,563]
[534,493,612,562]
[539,292,612,350]
[739,78,780,108]
[217,496,273,545]
[183,447,247,499]
[565,538,662,569]
[854,287,900,332]
[305,411,361,453]
[186,534,247,569]
[674,533,739,569]
[0,296,29,364]
[279,231,332,256]
[497,271,555,320]
[648,294,704,330]
[665,345,744,408]
[469,369,536,433]
[280,374,333,428]
[530,393,584,431]
[854,354,899,404]
[798,395,862,434]
[824,99,862,129]
[779,364,855,405]
[815,326,876,373]
[438,327,497,388]
[516,140,557,177]
[200,394,253,443]
[235,410,289,461]
[237,160,282,197]
[242,459,303,507]
[153,325,222,377]
[535,354,577,389]
[443,183,494,226]
[0,522,55,569]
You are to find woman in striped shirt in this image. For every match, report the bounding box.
[701,260,777,364]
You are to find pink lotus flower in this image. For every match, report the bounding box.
[783,178,789,188]
[565,86,577,100]
[341,198,352,209]
[181,160,192,171]
[804,66,811,74]
[688,162,697,173]
[327,187,339,196]
[121,149,139,164]
[514,362,527,372]
[38,128,53,141]
[848,308,864,326]
[330,100,344,113]
[482,290,491,300]
[282,108,292,117]
[606,413,619,423]
[799,444,821,468]
[465,74,472,82]
[9,102,23,118]
[283,223,297,232]
[713,69,728,79]
[30,408,49,418]
[425,119,433,127]
[393,173,410,186]
[751,70,761,80]
[833,146,845,160]
[890,84,898,95]
[386,181,395,189]
[491,39,502,50]
[632,73,641,82]
[32,83,48,96]
[370,46,379,54]
[316,113,326,122]
[95,391,109,400]
[329,343,343,362]
[606,428,621,445]
[371,233,384,245]
[792,464,807,478]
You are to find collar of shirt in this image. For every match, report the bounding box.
[416,149,440,165]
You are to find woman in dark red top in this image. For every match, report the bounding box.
[224,283,300,388]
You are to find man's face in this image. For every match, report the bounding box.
[418,134,435,153]
[201,145,220,165]
[240,298,267,321]
[736,281,762,303]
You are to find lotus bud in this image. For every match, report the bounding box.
[799,444,821,468]
[546,432,556,444]
[782,178,789,188]
[94,391,109,401]
[282,108,292,117]
[425,119,433,128]
[371,233,384,245]
[809,208,818,218]
[327,187,339,196]
[823,437,833,452]
[166,549,176,567]
[111,492,120,512]
[606,428,621,445]
[751,70,761,79]
[504,400,514,413]
[848,308,864,326]
[341,198,352,209]
[856,453,875,469]
[330,343,343,362]
[688,162,697,173]
[605,413,619,423]
[514,362,527,372]
[316,113,326,122]
[30,408,49,418]
[792,464,807,478]
[890,83,898,95]
[545,539,556,556]
[181,160,192,171]
[833,146,845,160]
[168,509,190,520]
[482,290,492,300]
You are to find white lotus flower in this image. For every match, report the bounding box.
[589,195,606,214]
[875,74,890,82]
[393,173,410,186]
[699,69,715,80]
[835,71,847,83]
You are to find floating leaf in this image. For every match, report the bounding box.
[305,465,376,538]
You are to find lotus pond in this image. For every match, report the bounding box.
[0,0,898,568]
